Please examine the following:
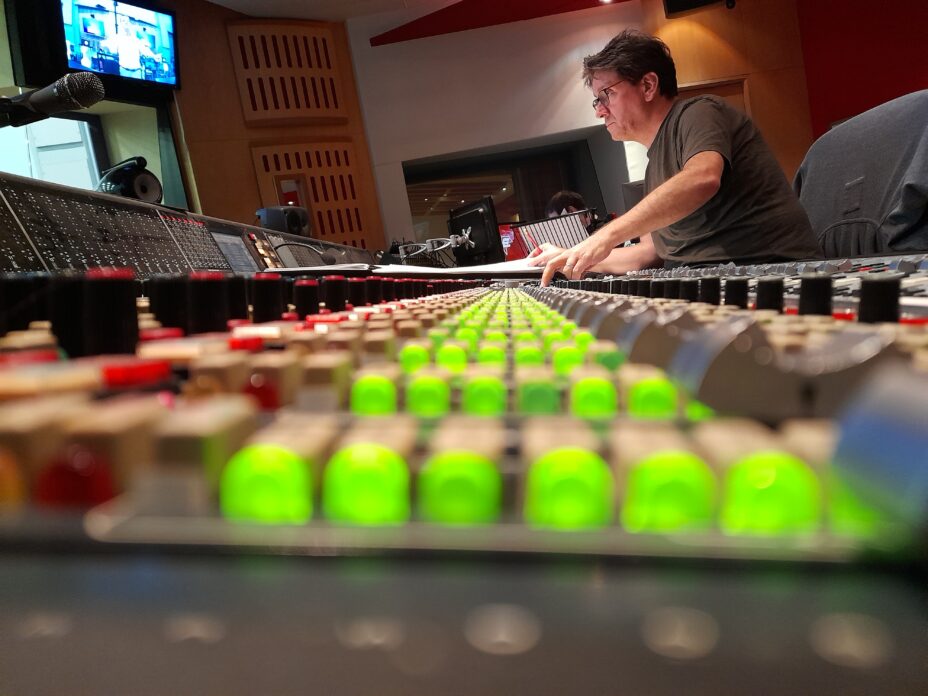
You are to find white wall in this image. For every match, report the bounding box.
[347,1,646,243]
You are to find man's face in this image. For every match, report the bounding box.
[590,69,644,143]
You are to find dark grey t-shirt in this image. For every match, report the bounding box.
[645,96,822,264]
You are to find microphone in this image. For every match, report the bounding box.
[0,73,105,128]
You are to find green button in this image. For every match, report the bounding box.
[685,399,715,422]
[627,377,678,419]
[552,345,584,376]
[621,450,715,532]
[454,328,480,354]
[220,444,312,524]
[477,344,507,367]
[351,375,397,415]
[562,321,578,336]
[591,347,625,372]
[436,344,469,373]
[398,344,430,374]
[574,330,595,350]
[517,380,560,414]
[542,331,565,351]
[514,345,544,367]
[323,443,409,525]
[524,447,614,529]
[428,328,449,351]
[569,377,617,419]
[406,374,451,418]
[720,450,821,535]
[483,330,507,344]
[462,375,507,416]
[418,451,501,525]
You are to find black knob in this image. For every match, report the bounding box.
[348,278,367,307]
[251,273,288,322]
[366,277,383,304]
[322,275,348,311]
[651,279,666,298]
[380,278,396,302]
[187,272,230,334]
[638,279,652,298]
[227,275,249,320]
[294,278,320,317]
[680,278,700,301]
[858,272,902,323]
[724,278,749,308]
[83,268,138,356]
[616,279,630,295]
[755,277,784,312]
[32,273,52,322]
[0,273,39,335]
[48,271,85,358]
[798,273,832,316]
[699,277,721,305]
[146,275,187,332]
[664,279,681,299]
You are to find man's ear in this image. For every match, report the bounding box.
[641,72,660,101]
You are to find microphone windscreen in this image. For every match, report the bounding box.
[62,73,106,109]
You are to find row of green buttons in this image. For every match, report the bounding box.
[220,441,880,536]
[351,372,700,419]
[401,337,608,375]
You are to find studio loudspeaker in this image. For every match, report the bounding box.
[663,0,734,17]
[257,206,312,237]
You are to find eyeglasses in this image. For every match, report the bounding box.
[592,79,626,110]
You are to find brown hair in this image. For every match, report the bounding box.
[582,30,678,98]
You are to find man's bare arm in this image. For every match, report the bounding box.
[541,151,724,284]
[591,234,661,274]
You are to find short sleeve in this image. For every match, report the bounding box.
[676,98,732,167]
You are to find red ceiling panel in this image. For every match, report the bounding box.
[370,0,626,47]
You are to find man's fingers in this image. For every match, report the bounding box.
[572,256,591,278]
[541,253,566,286]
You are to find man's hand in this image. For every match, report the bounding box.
[540,231,617,286]
[526,243,565,267]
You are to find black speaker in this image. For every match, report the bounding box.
[257,206,312,237]
[663,0,731,16]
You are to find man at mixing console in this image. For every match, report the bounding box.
[532,30,822,285]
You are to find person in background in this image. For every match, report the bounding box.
[533,30,822,285]
[543,190,607,234]
[532,190,646,267]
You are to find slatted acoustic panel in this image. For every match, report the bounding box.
[252,143,376,252]
[228,22,347,125]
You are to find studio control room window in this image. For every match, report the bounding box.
[0,102,187,209]
[0,116,101,189]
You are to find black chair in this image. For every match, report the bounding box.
[794,90,928,257]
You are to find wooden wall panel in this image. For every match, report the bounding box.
[228,23,347,125]
[158,0,385,251]
[252,142,377,251]
[641,0,813,179]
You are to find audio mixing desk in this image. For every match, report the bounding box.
[0,172,925,694]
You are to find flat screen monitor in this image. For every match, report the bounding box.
[447,196,505,267]
[61,0,178,87]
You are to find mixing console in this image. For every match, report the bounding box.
[0,172,926,693]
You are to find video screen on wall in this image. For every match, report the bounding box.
[60,1,177,86]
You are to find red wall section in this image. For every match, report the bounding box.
[798,0,928,137]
